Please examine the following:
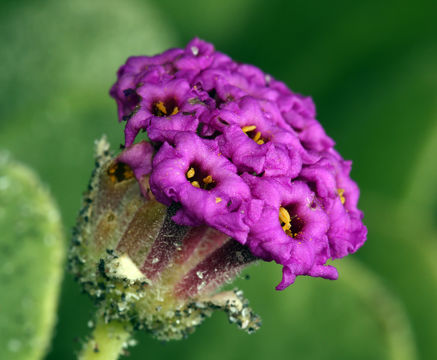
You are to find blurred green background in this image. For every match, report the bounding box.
[0,0,436,359]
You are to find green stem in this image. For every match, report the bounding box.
[78,318,133,360]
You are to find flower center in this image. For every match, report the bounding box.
[279,206,304,238]
[107,162,134,183]
[337,188,345,205]
[207,88,226,108]
[152,98,179,117]
[242,125,267,145]
[186,165,216,190]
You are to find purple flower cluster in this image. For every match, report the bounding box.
[110,38,367,290]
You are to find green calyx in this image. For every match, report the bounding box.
[69,138,260,341]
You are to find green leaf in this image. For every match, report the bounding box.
[0,153,65,360]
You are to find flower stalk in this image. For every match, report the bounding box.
[79,317,133,360]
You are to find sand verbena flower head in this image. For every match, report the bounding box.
[70,38,367,343]
[110,38,367,289]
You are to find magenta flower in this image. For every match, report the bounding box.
[299,149,367,258]
[109,38,367,291]
[109,48,184,121]
[149,132,252,242]
[241,175,338,289]
[125,78,202,145]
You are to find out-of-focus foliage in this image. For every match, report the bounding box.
[0,0,436,359]
[0,0,174,226]
[126,259,418,360]
[0,154,64,360]
[0,0,174,357]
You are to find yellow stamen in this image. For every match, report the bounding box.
[155,101,167,115]
[279,206,291,224]
[170,106,179,116]
[215,197,222,203]
[107,163,134,183]
[279,207,303,238]
[203,175,213,184]
[186,167,195,179]
[282,223,291,231]
[124,169,134,179]
[256,139,265,145]
[242,125,256,133]
[191,181,200,188]
[253,131,262,142]
[337,188,345,205]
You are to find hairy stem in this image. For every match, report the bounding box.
[78,318,133,360]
